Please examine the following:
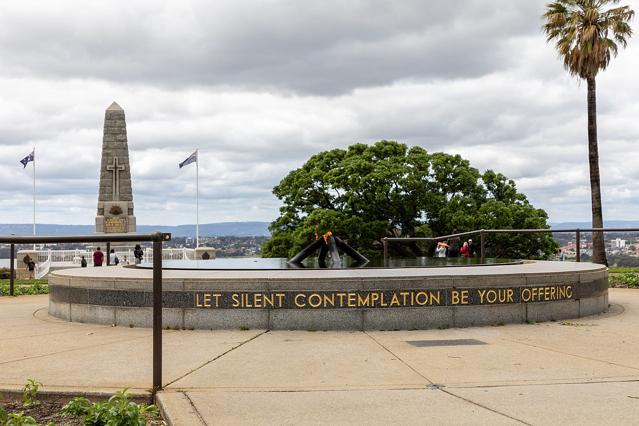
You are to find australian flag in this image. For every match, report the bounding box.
[179,150,198,168]
[20,150,34,168]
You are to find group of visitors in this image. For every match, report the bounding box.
[80,244,144,267]
[435,229,477,258]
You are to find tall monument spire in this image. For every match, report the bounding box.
[95,102,137,233]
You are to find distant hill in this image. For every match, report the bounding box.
[0,222,270,237]
[3,220,638,237]
[550,220,639,229]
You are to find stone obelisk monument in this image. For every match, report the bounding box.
[95,102,137,233]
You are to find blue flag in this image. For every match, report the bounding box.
[179,150,198,168]
[20,150,34,168]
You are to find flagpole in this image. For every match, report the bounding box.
[32,147,36,250]
[196,149,199,248]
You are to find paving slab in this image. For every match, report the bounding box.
[450,381,639,425]
[168,330,427,391]
[164,388,520,426]
[366,326,639,387]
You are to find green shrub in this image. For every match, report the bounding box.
[22,379,42,408]
[5,412,38,426]
[0,405,7,424]
[61,396,92,417]
[619,272,639,287]
[26,281,48,295]
[63,389,159,426]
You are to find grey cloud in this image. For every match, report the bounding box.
[0,0,545,95]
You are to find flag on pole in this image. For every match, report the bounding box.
[179,150,198,168]
[20,150,35,168]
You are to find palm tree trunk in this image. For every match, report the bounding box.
[586,77,607,265]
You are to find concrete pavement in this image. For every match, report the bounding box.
[1,289,638,425]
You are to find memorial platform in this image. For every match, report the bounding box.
[48,261,607,330]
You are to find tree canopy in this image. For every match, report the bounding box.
[262,141,557,259]
[543,0,634,79]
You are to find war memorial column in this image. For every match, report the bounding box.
[95,102,137,234]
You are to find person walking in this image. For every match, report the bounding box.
[134,244,144,265]
[93,247,104,267]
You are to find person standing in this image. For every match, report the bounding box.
[134,244,144,265]
[109,249,119,266]
[93,247,104,267]
[80,256,87,267]
[27,258,36,279]
[460,242,470,257]
[468,239,477,257]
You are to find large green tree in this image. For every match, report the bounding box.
[263,141,557,259]
[543,0,634,265]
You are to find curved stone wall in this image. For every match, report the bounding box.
[48,261,608,330]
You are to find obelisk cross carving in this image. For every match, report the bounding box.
[106,156,125,201]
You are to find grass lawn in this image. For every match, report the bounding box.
[0,278,48,296]
[608,267,639,273]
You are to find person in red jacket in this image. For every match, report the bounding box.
[93,247,104,267]
[460,241,470,258]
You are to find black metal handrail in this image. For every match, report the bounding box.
[382,227,639,263]
[0,232,171,393]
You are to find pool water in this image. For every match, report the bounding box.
[139,257,517,270]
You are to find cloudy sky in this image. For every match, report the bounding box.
[0,0,638,226]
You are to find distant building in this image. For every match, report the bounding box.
[612,238,626,249]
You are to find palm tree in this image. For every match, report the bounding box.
[543,0,634,265]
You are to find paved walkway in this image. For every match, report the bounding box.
[1,290,638,425]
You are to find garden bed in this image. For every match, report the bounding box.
[0,279,48,296]
[609,271,639,288]
[0,384,165,425]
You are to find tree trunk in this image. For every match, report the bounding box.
[586,77,607,265]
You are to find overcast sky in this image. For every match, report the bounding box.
[0,0,638,226]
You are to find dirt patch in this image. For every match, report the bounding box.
[2,398,83,425]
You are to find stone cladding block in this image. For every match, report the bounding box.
[269,309,363,330]
[184,309,268,330]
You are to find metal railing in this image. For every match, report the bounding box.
[24,247,196,268]
[382,227,639,263]
[0,232,171,393]
[35,250,52,279]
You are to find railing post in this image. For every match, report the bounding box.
[480,231,485,264]
[152,236,163,393]
[576,230,581,262]
[9,243,15,296]
[382,238,389,265]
